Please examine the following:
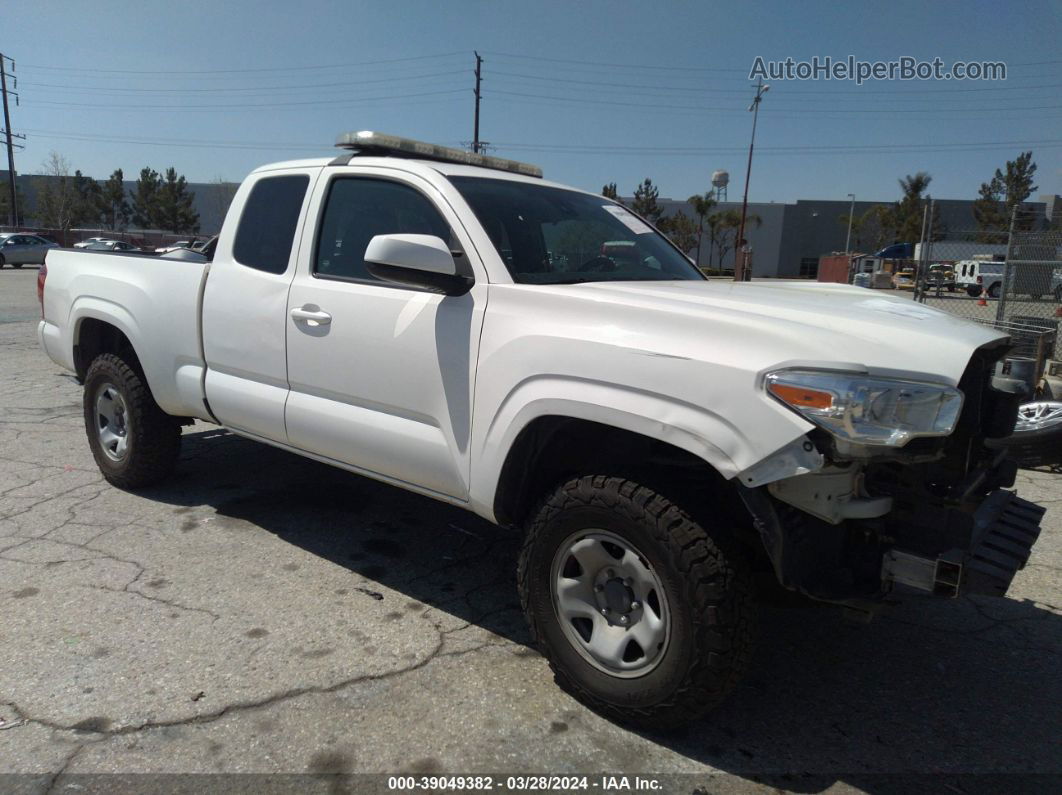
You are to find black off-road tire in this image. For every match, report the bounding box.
[83,353,182,489]
[988,283,1001,299]
[517,475,756,730]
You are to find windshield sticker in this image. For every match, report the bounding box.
[602,204,653,235]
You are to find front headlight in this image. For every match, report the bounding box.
[765,369,963,446]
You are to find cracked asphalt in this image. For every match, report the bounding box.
[1,267,1060,793]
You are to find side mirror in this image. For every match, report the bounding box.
[365,234,473,296]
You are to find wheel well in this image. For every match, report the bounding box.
[493,416,754,540]
[74,319,141,381]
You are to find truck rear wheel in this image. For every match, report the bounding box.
[517,475,755,729]
[83,353,182,489]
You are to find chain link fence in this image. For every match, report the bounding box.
[914,226,1062,384]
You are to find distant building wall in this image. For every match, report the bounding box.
[648,194,1060,279]
[6,168,1059,269]
[1,170,238,234]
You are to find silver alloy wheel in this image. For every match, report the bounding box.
[550,529,670,678]
[1015,401,1062,432]
[95,383,130,461]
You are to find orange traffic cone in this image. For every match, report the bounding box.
[977,288,988,307]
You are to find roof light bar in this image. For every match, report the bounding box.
[335,131,543,178]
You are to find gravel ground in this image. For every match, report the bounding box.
[1,267,1059,794]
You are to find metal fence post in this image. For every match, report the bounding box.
[914,201,929,302]
[996,205,1018,323]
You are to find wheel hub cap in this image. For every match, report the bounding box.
[600,577,634,616]
[551,530,670,677]
[95,384,129,462]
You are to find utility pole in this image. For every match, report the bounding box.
[734,77,769,282]
[844,193,856,254]
[1,53,19,227]
[472,52,483,154]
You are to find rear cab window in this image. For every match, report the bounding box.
[232,174,311,274]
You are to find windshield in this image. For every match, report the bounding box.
[449,177,704,284]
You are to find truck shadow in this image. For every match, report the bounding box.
[144,427,1062,788]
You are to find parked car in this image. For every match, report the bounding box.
[83,240,142,252]
[154,240,195,254]
[925,263,956,291]
[892,268,916,289]
[37,131,1045,729]
[0,233,60,267]
[73,237,112,249]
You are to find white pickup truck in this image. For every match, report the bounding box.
[38,132,1044,728]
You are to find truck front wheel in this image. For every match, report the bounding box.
[83,353,182,489]
[517,475,755,729]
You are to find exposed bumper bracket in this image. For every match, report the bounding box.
[882,490,1045,598]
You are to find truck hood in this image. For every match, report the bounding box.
[558,280,1007,384]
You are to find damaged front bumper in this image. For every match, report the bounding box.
[738,340,1045,607]
[881,489,1044,598]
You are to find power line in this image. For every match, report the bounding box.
[21,128,1061,158]
[484,88,1062,114]
[18,70,467,94]
[17,51,467,75]
[481,50,744,73]
[493,138,1062,153]
[27,87,468,111]
[490,70,1062,97]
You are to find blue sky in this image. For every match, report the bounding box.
[5,0,1061,203]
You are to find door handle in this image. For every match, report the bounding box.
[290,306,332,325]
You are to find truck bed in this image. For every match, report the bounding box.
[39,249,213,420]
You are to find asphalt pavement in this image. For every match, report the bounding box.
[1,267,1060,793]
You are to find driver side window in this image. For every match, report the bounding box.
[314,177,461,284]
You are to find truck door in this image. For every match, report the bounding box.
[201,169,318,443]
[284,169,486,500]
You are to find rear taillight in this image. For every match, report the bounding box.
[37,262,47,318]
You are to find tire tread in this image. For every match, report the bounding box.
[517,475,755,730]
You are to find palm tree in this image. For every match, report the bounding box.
[895,172,933,243]
[688,192,717,267]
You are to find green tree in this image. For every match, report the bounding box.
[659,210,698,254]
[973,151,1038,234]
[631,178,663,225]
[859,204,897,252]
[708,209,761,269]
[131,167,162,229]
[602,182,620,202]
[687,192,717,266]
[0,181,27,225]
[101,169,131,231]
[155,167,199,233]
[72,170,104,227]
[35,152,78,233]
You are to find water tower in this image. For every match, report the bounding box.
[711,169,729,202]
